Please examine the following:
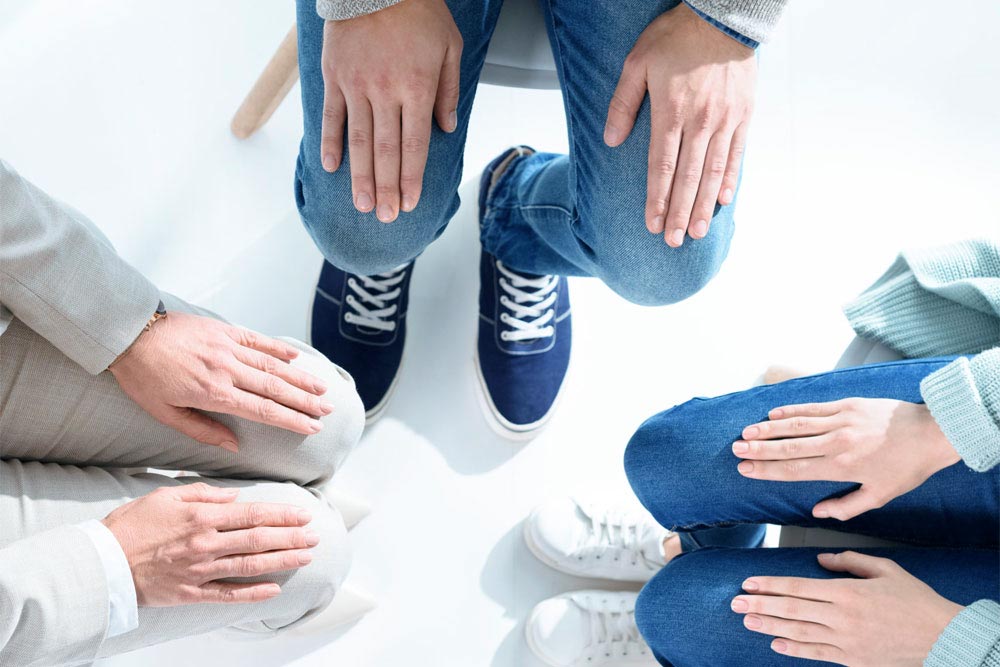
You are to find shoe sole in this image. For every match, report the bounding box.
[524,602,565,667]
[473,347,564,442]
[307,285,404,427]
[522,511,654,583]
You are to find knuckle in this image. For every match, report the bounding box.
[608,94,633,116]
[244,528,264,552]
[654,156,677,176]
[263,374,285,399]
[260,355,279,375]
[375,183,398,198]
[255,400,278,422]
[782,460,803,477]
[347,128,371,149]
[782,440,799,457]
[237,556,259,577]
[707,158,727,178]
[401,135,425,155]
[374,139,398,158]
[246,503,267,528]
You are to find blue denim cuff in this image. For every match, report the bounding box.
[683,1,760,49]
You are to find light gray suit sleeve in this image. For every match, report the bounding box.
[0,160,161,374]
[0,525,111,666]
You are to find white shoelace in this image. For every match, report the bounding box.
[585,595,644,652]
[343,264,409,332]
[496,260,558,342]
[586,510,661,568]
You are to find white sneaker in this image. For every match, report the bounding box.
[526,591,658,667]
[524,498,671,582]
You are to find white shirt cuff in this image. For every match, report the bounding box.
[76,519,139,638]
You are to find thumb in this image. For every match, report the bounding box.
[434,42,461,133]
[162,406,240,453]
[173,481,240,504]
[812,485,885,522]
[818,551,894,579]
[604,59,646,147]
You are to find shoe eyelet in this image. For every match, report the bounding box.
[500,331,510,341]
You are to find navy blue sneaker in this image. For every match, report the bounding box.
[475,147,572,439]
[310,259,413,424]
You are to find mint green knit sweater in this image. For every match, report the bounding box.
[843,239,1000,667]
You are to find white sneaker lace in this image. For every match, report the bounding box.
[343,263,409,332]
[586,510,659,568]
[585,595,646,655]
[496,260,558,342]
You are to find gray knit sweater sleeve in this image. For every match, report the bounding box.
[316,0,402,21]
[684,0,789,44]
[925,601,1000,667]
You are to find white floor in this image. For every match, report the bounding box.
[2,1,998,665]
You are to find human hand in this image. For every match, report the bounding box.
[605,2,755,247]
[731,551,963,666]
[320,0,462,222]
[102,483,319,606]
[733,398,961,521]
[109,311,333,451]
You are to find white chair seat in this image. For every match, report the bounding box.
[482,0,558,90]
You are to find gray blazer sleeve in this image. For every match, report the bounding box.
[316,0,402,21]
[0,160,161,374]
[0,525,111,666]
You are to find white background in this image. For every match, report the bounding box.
[1,1,998,665]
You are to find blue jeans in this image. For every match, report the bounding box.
[623,357,1000,666]
[294,0,737,307]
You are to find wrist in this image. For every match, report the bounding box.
[920,404,962,474]
[110,300,166,370]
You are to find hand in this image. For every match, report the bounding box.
[102,483,319,606]
[320,0,462,222]
[733,398,961,521]
[606,2,755,247]
[110,311,334,451]
[731,551,963,666]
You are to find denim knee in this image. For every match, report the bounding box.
[295,165,450,276]
[593,205,735,307]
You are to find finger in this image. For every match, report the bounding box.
[197,581,282,604]
[663,130,711,247]
[225,389,323,435]
[162,406,239,452]
[718,122,748,206]
[645,103,682,234]
[737,457,836,482]
[770,638,845,664]
[228,327,299,362]
[688,131,731,239]
[233,367,332,418]
[399,97,433,213]
[208,502,313,531]
[731,594,833,625]
[173,482,240,503]
[605,57,646,147]
[768,402,843,421]
[213,526,321,557]
[818,551,897,578]
[742,614,832,644]
[372,102,402,223]
[346,95,375,213]
[320,84,347,172]
[433,42,461,133]
[812,485,889,521]
[732,435,833,461]
[741,576,840,603]
[742,416,838,441]
[207,549,313,581]
[233,346,328,396]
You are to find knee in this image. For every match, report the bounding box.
[296,168,449,276]
[283,339,365,485]
[594,204,734,307]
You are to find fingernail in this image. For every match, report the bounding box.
[401,194,415,212]
[744,426,759,439]
[377,204,394,222]
[322,154,337,172]
[772,640,788,653]
[814,508,830,519]
[221,441,239,453]
[604,125,622,146]
[298,550,314,565]
[669,229,685,247]
[722,188,734,204]
[738,461,754,474]
[650,215,664,232]
[321,401,335,415]
[304,529,321,546]
[298,509,313,524]
[731,598,748,612]
[692,219,708,237]
[310,420,324,434]
[314,381,328,395]
[732,441,749,454]
[356,192,373,211]
[448,110,457,131]
[744,615,762,629]
[742,579,759,592]
[818,552,835,561]
[770,408,783,419]
[264,584,281,597]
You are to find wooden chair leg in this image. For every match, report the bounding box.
[231,24,300,140]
